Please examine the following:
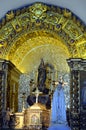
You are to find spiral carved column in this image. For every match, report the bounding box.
[70,69,80,130]
[67,58,86,130]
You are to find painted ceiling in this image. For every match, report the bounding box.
[0,2,86,74]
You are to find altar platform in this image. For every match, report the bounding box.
[48,124,71,130]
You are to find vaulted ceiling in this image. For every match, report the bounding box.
[0,1,86,74]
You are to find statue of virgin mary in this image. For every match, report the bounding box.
[48,76,71,130]
[51,76,67,125]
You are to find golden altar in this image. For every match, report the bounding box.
[14,87,51,129]
[24,103,50,129]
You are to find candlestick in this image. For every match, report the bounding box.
[21,93,26,112]
[13,83,15,93]
[35,70,38,83]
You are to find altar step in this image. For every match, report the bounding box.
[48,124,71,130]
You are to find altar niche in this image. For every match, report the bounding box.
[18,58,70,129]
[27,59,55,109]
[25,58,70,115]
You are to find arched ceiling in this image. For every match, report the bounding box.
[0,2,86,74]
[8,35,70,73]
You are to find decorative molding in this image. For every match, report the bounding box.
[0,2,86,73]
[0,2,85,59]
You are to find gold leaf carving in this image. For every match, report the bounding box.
[11,19,22,32]
[6,11,14,20]
[0,2,85,72]
[64,21,83,39]
[63,9,71,18]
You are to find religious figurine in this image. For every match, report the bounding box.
[48,76,71,130]
[51,76,68,125]
[2,107,11,128]
[37,58,47,92]
[27,59,52,108]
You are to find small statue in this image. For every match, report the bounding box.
[2,107,11,128]
[37,58,46,92]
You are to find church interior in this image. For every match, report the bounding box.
[0,0,86,130]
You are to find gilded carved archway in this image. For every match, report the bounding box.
[0,2,86,73]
